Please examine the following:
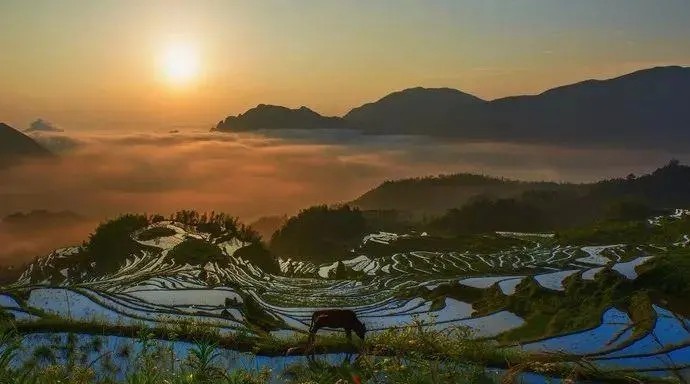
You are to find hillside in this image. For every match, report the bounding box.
[0,123,52,166]
[351,173,577,214]
[352,161,690,214]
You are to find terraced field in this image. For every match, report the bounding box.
[3,212,690,381]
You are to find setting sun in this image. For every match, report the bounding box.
[160,42,200,86]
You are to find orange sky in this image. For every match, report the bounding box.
[1,1,689,132]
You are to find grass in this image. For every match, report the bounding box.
[555,215,690,247]
[1,315,683,384]
[0,325,271,384]
[283,320,678,384]
[242,296,286,332]
[471,271,652,344]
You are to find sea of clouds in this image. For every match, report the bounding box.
[0,128,684,264]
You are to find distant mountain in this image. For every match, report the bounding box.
[213,104,346,132]
[0,123,53,166]
[344,87,485,135]
[213,66,690,149]
[24,118,63,133]
[346,66,690,146]
[486,66,690,147]
[248,215,287,241]
[1,210,83,227]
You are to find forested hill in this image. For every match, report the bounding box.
[265,161,690,263]
[352,161,690,220]
[351,173,578,214]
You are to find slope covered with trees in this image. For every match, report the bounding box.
[269,205,367,263]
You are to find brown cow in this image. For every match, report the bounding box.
[308,309,367,344]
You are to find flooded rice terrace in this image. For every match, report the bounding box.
[3,214,690,382]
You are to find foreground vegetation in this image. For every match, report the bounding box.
[0,319,677,384]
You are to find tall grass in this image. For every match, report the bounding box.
[0,320,679,384]
[284,319,678,384]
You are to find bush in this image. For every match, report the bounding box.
[137,226,176,241]
[234,243,280,274]
[270,205,367,263]
[85,214,150,274]
[168,238,228,266]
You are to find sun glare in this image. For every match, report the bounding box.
[160,42,200,86]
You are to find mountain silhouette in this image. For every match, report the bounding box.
[213,104,346,132]
[486,66,690,147]
[344,87,485,135]
[0,123,53,166]
[213,66,690,149]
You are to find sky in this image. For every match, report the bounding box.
[1,0,689,132]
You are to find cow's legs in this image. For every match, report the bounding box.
[307,315,317,344]
[306,322,321,356]
[308,325,319,345]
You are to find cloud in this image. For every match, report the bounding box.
[29,132,83,154]
[25,118,64,133]
[0,129,687,265]
[0,212,95,266]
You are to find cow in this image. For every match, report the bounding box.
[308,309,367,345]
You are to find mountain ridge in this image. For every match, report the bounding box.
[350,161,690,216]
[213,104,346,132]
[211,65,690,149]
[0,122,53,166]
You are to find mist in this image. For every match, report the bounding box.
[1,129,687,265]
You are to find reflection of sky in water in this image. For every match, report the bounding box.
[522,304,690,377]
[459,275,524,289]
[427,310,525,338]
[498,277,524,295]
[10,304,690,382]
[522,308,633,355]
[595,351,681,371]
[12,333,352,383]
[581,266,604,280]
[14,333,568,384]
[0,294,20,308]
[611,256,654,279]
[533,270,579,291]
[594,306,690,372]
[4,309,39,321]
[599,306,690,358]
[27,288,154,326]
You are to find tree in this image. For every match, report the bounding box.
[270,205,367,262]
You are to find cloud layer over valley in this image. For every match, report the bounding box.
[1,129,687,264]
